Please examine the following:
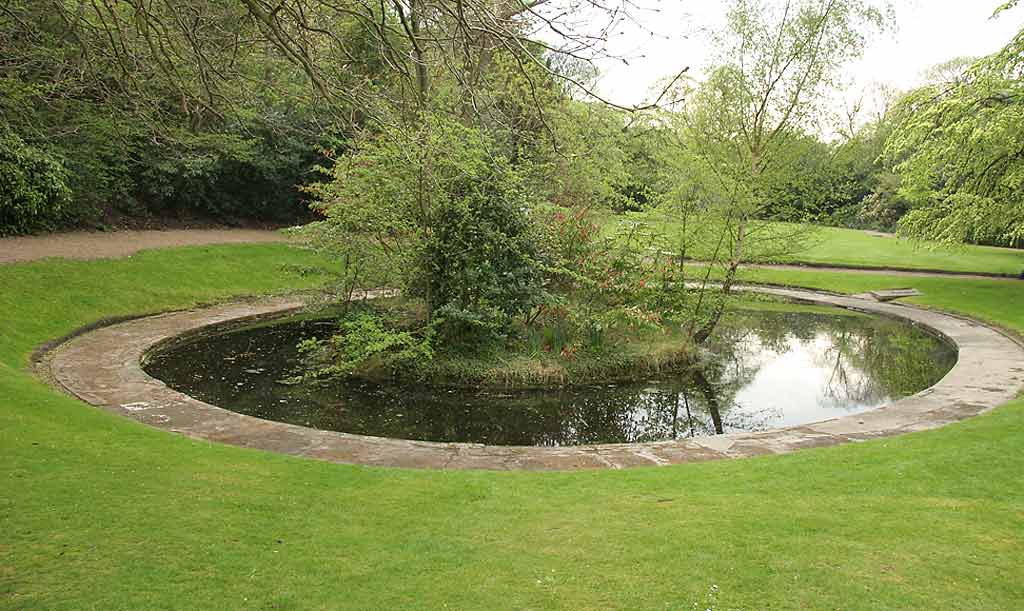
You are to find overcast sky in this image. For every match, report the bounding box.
[575,0,1023,119]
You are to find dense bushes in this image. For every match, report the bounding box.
[131,131,320,223]
[0,121,321,236]
[0,129,72,236]
[0,2,328,235]
[302,116,547,340]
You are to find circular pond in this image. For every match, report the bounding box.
[143,304,956,447]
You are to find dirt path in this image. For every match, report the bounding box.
[0,229,288,265]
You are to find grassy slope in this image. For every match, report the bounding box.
[605,212,1024,275]
[2,243,1023,609]
[793,225,1024,275]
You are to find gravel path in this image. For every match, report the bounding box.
[0,229,287,265]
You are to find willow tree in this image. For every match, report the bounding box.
[660,0,887,343]
[885,5,1024,247]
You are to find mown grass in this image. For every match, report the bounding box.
[738,266,1024,331]
[2,242,1023,609]
[602,211,1024,275]
[791,225,1024,275]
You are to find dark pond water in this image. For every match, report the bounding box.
[143,305,957,446]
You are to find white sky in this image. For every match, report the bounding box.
[574,0,1024,118]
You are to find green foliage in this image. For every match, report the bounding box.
[300,194,705,384]
[302,114,547,351]
[757,133,839,221]
[132,130,317,221]
[526,304,578,354]
[430,303,508,349]
[0,0,331,229]
[641,0,887,342]
[886,26,1024,246]
[667,0,887,221]
[609,127,679,212]
[0,128,71,235]
[414,148,544,323]
[535,205,605,290]
[994,0,1021,16]
[300,313,433,378]
[530,102,631,208]
[534,207,701,354]
[851,171,910,231]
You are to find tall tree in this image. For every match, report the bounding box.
[661,0,887,342]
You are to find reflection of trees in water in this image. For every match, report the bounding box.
[839,322,956,396]
[819,329,886,406]
[300,371,782,445]
[813,317,955,406]
[712,309,956,411]
[684,369,781,435]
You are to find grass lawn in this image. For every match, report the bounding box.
[603,211,1024,276]
[791,225,1024,276]
[2,243,1023,609]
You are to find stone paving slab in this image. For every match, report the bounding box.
[41,287,1024,470]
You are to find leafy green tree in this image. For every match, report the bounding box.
[853,170,909,230]
[301,114,544,336]
[660,0,887,342]
[885,17,1024,247]
[534,102,632,208]
[757,131,836,221]
[1,0,669,234]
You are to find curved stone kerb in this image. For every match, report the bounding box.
[43,289,1024,470]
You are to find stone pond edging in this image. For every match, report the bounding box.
[41,288,1024,470]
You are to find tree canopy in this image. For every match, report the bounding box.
[886,19,1024,247]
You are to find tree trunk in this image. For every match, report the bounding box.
[410,0,429,105]
[692,369,724,435]
[692,217,746,344]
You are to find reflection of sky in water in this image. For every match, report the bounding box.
[729,335,888,430]
[145,308,956,446]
